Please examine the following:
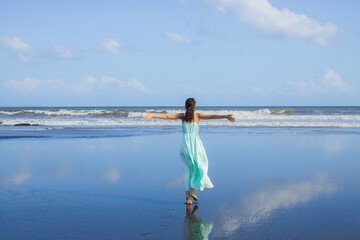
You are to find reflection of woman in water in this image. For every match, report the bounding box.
[184,205,213,240]
[145,98,235,204]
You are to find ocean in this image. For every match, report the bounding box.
[1,106,360,139]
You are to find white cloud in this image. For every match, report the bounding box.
[4,78,65,93]
[127,78,151,93]
[101,75,125,88]
[245,69,353,97]
[18,54,29,64]
[212,0,340,44]
[71,76,149,93]
[44,79,65,88]
[323,69,350,93]
[216,5,227,14]
[0,36,32,52]
[84,76,96,84]
[101,75,116,84]
[99,39,121,54]
[72,76,97,92]
[45,45,75,59]
[287,69,351,94]
[4,75,150,95]
[164,32,190,44]
[249,86,267,95]
[4,78,40,93]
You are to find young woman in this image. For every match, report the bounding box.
[144,98,235,204]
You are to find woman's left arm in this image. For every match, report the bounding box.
[198,113,235,122]
[144,112,183,120]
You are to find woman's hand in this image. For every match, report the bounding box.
[144,112,153,120]
[227,114,235,122]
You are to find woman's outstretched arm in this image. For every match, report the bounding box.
[144,112,183,120]
[198,113,235,122]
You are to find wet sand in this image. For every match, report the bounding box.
[1,130,360,239]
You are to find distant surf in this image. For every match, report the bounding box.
[1,106,360,129]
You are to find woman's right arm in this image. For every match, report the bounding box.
[198,113,235,122]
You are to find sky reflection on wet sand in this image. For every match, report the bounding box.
[0,130,360,239]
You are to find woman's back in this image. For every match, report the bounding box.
[182,112,199,135]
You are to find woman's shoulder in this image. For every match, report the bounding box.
[195,112,200,123]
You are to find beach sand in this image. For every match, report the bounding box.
[1,130,360,239]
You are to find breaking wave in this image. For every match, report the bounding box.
[1,107,360,129]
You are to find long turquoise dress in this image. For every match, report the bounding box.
[180,112,214,191]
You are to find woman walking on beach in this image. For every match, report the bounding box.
[144,98,235,204]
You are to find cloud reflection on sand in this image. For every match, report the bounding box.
[102,168,121,182]
[165,176,183,188]
[51,163,73,178]
[2,164,31,185]
[324,135,345,158]
[216,174,337,236]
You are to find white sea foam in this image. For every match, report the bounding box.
[127,110,360,121]
[0,108,279,117]
[1,108,360,128]
[2,119,360,128]
[0,109,126,116]
[127,109,360,120]
[162,109,274,116]
[0,111,21,115]
[1,108,358,119]
[127,112,147,118]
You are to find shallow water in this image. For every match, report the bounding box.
[1,130,360,239]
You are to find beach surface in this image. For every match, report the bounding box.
[1,126,360,239]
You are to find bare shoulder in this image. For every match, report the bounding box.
[196,112,201,123]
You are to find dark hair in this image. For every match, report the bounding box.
[184,98,196,123]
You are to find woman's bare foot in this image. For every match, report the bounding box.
[191,194,199,201]
[190,189,199,201]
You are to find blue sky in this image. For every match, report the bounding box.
[1,0,359,106]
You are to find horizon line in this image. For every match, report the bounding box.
[0,105,359,108]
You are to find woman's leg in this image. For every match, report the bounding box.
[186,190,192,205]
[191,188,199,201]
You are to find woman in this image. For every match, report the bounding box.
[144,98,235,204]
